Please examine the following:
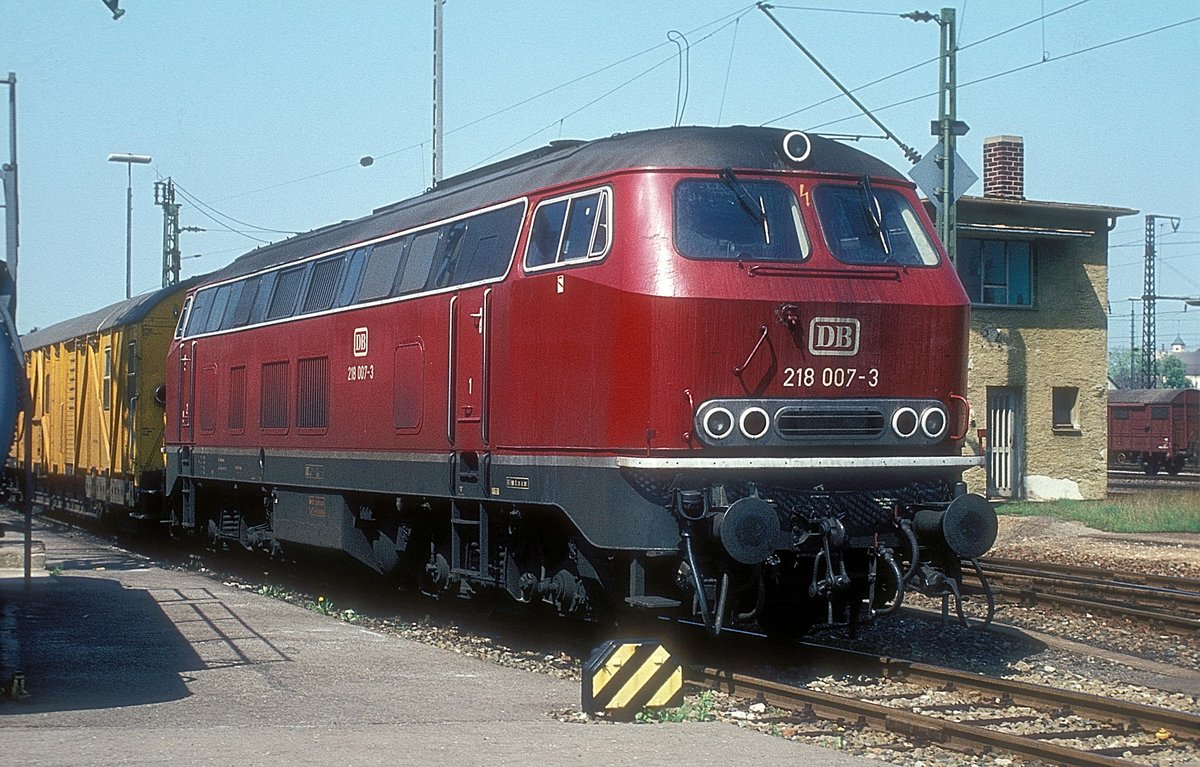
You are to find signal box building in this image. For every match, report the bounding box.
[950,136,1136,500]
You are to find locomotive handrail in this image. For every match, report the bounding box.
[481,288,492,446]
[732,324,770,377]
[949,393,970,441]
[447,295,457,446]
[618,455,986,470]
[747,264,901,281]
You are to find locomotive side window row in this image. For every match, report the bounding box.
[525,187,611,270]
[181,200,526,338]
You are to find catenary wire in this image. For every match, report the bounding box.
[805,15,1200,132]
[762,0,1092,126]
[210,4,759,205]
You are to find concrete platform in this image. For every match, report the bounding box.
[0,512,890,766]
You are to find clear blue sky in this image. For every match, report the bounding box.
[3,1,1198,354]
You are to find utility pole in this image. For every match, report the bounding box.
[1141,214,1181,388]
[432,0,444,188]
[154,178,202,288]
[1,73,17,322]
[0,71,28,591]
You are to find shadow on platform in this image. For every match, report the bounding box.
[0,573,290,714]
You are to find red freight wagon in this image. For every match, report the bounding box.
[1108,389,1200,475]
[163,126,997,637]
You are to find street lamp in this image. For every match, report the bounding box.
[107,152,151,299]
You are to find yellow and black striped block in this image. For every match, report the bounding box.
[581,640,682,718]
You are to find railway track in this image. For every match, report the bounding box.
[970,557,1200,632]
[1108,469,1200,494]
[690,644,1200,766]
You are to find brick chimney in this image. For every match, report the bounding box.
[983,135,1024,200]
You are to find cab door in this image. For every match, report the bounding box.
[448,286,492,450]
[176,339,195,445]
[172,297,196,446]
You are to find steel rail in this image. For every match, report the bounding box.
[978,557,1200,594]
[982,580,1200,631]
[691,667,1141,767]
[973,558,1200,630]
[788,642,1200,740]
[862,652,1200,740]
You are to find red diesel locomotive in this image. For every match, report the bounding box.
[165,126,996,636]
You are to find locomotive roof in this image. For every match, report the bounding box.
[21,279,196,352]
[1108,388,1199,405]
[207,125,906,283]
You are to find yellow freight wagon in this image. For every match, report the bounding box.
[10,282,191,521]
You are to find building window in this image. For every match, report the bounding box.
[957,238,1032,306]
[1052,387,1079,431]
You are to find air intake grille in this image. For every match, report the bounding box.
[260,361,289,430]
[775,407,884,439]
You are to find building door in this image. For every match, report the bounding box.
[986,387,1023,498]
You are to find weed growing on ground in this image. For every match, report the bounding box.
[1000,491,1200,533]
[309,595,336,616]
[635,690,718,723]
[255,584,287,599]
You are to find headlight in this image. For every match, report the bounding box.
[702,406,735,440]
[921,406,947,439]
[739,407,770,439]
[891,407,919,438]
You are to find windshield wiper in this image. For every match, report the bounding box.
[720,168,771,245]
[858,175,892,257]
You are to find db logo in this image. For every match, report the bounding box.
[353,327,369,357]
[808,317,860,357]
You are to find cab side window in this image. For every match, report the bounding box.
[524,188,611,271]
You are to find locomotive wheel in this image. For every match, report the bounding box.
[1167,457,1185,475]
[1143,458,1162,476]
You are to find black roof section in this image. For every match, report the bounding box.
[205,126,907,284]
[21,279,197,352]
[1108,388,1199,406]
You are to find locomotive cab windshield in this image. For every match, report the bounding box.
[674,176,810,262]
[814,181,939,267]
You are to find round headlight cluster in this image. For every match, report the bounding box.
[891,405,948,439]
[702,405,772,441]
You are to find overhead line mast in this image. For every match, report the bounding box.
[1140,214,1183,388]
[432,0,444,188]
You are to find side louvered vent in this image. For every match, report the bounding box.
[297,357,329,430]
[261,361,289,429]
[228,366,246,431]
